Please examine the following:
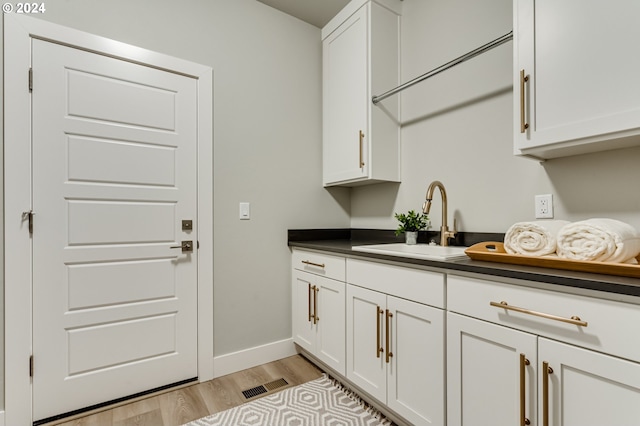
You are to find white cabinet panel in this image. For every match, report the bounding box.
[447,312,537,426]
[322,0,400,186]
[540,338,640,426]
[292,268,346,375]
[514,0,640,159]
[388,296,445,426]
[347,280,445,426]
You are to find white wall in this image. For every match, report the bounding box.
[351,0,640,233]
[1,0,350,362]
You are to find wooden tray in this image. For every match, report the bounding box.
[464,241,640,279]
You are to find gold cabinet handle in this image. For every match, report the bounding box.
[308,283,313,322]
[385,309,393,364]
[314,286,319,324]
[520,69,529,133]
[520,354,531,426]
[302,260,325,268]
[376,306,384,358]
[490,301,588,327]
[543,361,554,426]
[359,130,365,168]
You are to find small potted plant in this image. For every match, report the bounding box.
[394,210,430,245]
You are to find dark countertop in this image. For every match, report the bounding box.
[288,229,640,299]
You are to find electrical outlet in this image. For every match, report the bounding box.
[535,194,553,219]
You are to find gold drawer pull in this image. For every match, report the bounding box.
[520,354,531,426]
[385,309,393,364]
[359,130,365,168]
[376,306,384,358]
[301,260,325,268]
[520,69,529,133]
[490,301,588,327]
[542,362,554,426]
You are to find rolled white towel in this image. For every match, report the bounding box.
[556,218,640,263]
[504,220,571,256]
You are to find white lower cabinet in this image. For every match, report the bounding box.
[539,338,640,426]
[346,260,445,426]
[447,273,640,426]
[291,250,640,426]
[447,312,537,426]
[292,250,346,375]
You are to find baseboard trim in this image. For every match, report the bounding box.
[213,338,297,378]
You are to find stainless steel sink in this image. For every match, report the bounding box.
[352,243,468,261]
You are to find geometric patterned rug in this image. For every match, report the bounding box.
[182,375,394,426]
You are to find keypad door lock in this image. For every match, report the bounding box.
[170,240,193,253]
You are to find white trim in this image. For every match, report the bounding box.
[3,14,214,424]
[213,339,297,378]
[0,410,5,426]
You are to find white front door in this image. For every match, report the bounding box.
[31,38,198,422]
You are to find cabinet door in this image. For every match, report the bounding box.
[315,276,346,376]
[447,313,537,426]
[292,270,316,354]
[539,338,640,426]
[514,0,640,157]
[346,284,387,402]
[323,4,368,185]
[387,296,445,426]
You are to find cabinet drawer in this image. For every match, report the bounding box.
[347,258,445,308]
[292,249,345,281]
[448,274,640,362]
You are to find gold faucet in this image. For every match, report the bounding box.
[422,180,457,246]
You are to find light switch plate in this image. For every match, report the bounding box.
[239,202,250,220]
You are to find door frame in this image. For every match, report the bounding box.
[4,14,214,425]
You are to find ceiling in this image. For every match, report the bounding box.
[256,0,351,28]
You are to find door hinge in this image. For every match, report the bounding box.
[197,240,200,249]
[30,355,34,377]
[29,68,33,92]
[22,210,35,234]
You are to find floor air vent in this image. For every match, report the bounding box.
[241,378,289,399]
[264,378,288,391]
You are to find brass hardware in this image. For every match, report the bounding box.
[359,130,365,168]
[301,260,325,268]
[423,180,456,246]
[22,210,35,234]
[520,69,529,133]
[376,306,384,358]
[490,301,588,327]
[520,354,531,426]
[314,286,319,324]
[543,362,553,426]
[308,283,313,322]
[30,355,34,378]
[182,220,193,231]
[385,309,393,363]
[170,240,193,253]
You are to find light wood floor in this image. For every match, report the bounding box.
[46,355,323,426]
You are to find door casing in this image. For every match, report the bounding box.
[3,14,214,425]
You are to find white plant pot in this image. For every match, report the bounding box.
[405,231,418,245]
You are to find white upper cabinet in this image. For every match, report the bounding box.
[322,0,401,186]
[514,0,640,159]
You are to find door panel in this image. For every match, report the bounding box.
[32,39,198,421]
[540,338,640,426]
[388,296,445,426]
[447,313,537,426]
[346,284,386,402]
